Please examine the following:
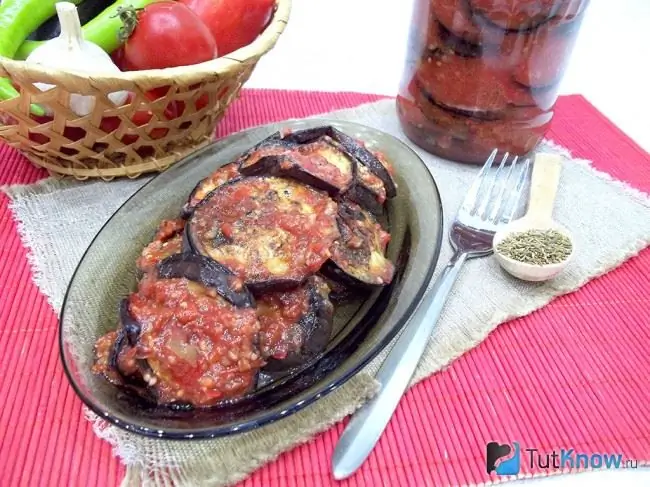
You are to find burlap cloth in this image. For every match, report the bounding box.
[4,100,650,487]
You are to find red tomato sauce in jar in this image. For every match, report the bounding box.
[125,275,263,406]
[256,286,311,360]
[397,0,588,163]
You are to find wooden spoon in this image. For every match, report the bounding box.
[493,152,574,281]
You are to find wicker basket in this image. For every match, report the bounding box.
[0,0,290,180]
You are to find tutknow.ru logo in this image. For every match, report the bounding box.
[486,441,638,475]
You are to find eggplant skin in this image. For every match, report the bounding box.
[261,276,334,372]
[92,326,154,404]
[156,253,255,309]
[344,161,387,216]
[323,201,395,288]
[27,0,114,41]
[181,163,242,218]
[316,273,364,304]
[344,184,384,216]
[281,126,397,198]
[234,131,285,167]
[119,298,141,347]
[239,137,355,196]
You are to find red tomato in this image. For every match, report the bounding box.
[195,93,209,111]
[111,47,127,71]
[123,2,218,70]
[100,92,179,144]
[180,0,275,56]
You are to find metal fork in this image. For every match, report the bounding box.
[331,150,530,479]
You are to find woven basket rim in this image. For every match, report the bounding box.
[0,0,290,85]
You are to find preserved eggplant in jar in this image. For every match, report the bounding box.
[397,0,588,164]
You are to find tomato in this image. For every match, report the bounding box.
[28,114,85,148]
[180,0,275,56]
[123,2,218,71]
[110,46,127,71]
[100,92,179,144]
[196,93,209,111]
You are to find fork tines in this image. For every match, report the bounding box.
[464,150,530,225]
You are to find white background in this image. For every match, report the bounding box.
[247,1,650,485]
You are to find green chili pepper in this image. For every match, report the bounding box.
[16,0,158,60]
[0,0,83,116]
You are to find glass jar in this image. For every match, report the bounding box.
[397,0,589,164]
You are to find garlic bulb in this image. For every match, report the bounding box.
[25,2,128,117]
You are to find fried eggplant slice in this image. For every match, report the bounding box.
[136,219,185,274]
[323,201,395,288]
[186,176,340,292]
[281,126,397,198]
[181,162,241,217]
[124,274,263,407]
[157,253,255,308]
[93,331,126,387]
[257,276,334,372]
[345,163,386,215]
[119,298,141,346]
[239,136,355,196]
[92,323,152,399]
[317,273,363,303]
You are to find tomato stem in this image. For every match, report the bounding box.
[114,6,141,43]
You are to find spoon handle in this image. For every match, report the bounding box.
[526,153,563,221]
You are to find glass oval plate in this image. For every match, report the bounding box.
[59,119,443,439]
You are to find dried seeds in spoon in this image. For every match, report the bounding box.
[493,152,575,281]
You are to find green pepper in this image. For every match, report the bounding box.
[0,0,83,116]
[16,0,159,60]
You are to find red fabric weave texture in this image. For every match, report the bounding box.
[0,90,648,487]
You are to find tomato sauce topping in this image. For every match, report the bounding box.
[185,162,241,213]
[137,219,185,274]
[191,177,339,285]
[124,275,263,406]
[291,138,354,192]
[243,138,354,194]
[256,286,311,360]
[92,331,123,385]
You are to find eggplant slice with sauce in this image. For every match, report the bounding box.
[280,126,398,198]
[322,201,395,288]
[345,163,388,215]
[156,253,255,308]
[92,301,156,401]
[186,176,340,292]
[136,219,186,274]
[257,275,334,372]
[94,253,261,408]
[239,136,356,196]
[181,162,242,217]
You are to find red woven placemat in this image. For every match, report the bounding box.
[1,90,648,487]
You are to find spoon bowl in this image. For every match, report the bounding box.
[493,152,574,282]
[493,219,574,282]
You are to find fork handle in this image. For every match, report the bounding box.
[331,251,469,480]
